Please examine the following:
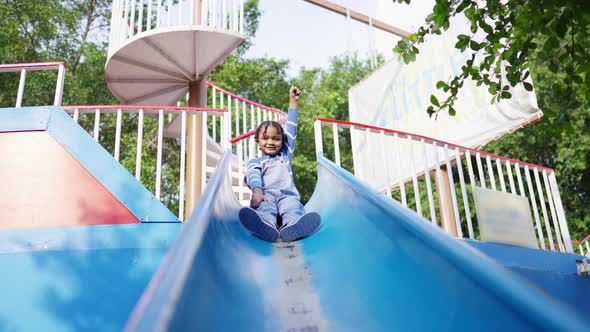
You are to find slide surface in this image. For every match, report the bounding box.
[125,151,590,332]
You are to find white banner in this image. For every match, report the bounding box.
[349,15,542,190]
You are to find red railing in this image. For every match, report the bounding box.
[314,117,555,172]
[206,82,287,145]
[63,105,227,113]
[207,82,285,115]
[228,116,287,144]
[574,232,590,245]
[314,117,572,253]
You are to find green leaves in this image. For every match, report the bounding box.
[402,51,416,64]
[289,54,378,202]
[430,95,440,107]
[455,34,470,51]
[469,40,484,51]
[448,106,456,116]
[479,20,493,34]
[393,39,418,64]
[543,36,560,53]
[393,0,589,134]
[436,81,450,92]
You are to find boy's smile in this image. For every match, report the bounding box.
[258,126,283,156]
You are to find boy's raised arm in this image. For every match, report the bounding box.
[285,86,301,157]
[289,86,300,110]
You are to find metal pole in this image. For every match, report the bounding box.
[301,0,411,38]
[185,78,207,219]
[16,69,26,107]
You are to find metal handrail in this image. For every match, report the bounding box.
[314,117,573,253]
[62,104,229,220]
[206,81,286,115]
[0,62,66,107]
[314,117,555,173]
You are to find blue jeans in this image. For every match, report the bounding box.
[255,157,304,227]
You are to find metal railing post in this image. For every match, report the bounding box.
[16,69,26,107]
[314,120,323,158]
[54,64,65,105]
[549,172,573,253]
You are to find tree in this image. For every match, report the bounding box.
[209,55,292,110]
[485,62,590,241]
[391,1,590,242]
[393,0,590,130]
[0,0,114,107]
[290,54,382,202]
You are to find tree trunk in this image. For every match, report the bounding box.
[71,0,96,75]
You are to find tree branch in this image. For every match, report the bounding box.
[71,0,96,75]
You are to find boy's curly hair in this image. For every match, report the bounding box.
[254,121,285,143]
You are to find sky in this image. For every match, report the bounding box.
[244,0,435,76]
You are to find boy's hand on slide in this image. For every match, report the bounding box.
[250,189,267,208]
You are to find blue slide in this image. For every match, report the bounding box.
[2,108,586,331]
[124,151,590,332]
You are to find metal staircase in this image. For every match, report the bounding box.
[103,0,284,212]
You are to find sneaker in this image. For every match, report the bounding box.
[280,212,321,242]
[239,207,279,242]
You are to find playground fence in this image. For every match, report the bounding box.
[574,232,590,256]
[5,62,585,253]
[64,83,285,219]
[0,62,66,107]
[62,104,227,220]
[1,62,285,220]
[314,118,574,253]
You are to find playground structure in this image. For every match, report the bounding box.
[1,1,590,331]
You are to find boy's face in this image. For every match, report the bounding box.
[257,125,283,156]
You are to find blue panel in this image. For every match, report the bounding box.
[464,240,590,315]
[0,223,182,253]
[40,106,178,222]
[0,223,181,332]
[0,106,178,222]
[125,152,590,331]
[463,240,583,274]
[0,106,50,131]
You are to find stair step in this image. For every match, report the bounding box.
[202,136,252,204]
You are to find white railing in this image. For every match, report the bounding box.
[63,105,227,220]
[1,62,286,217]
[0,62,66,107]
[63,83,286,217]
[574,233,590,256]
[314,118,573,253]
[108,0,244,57]
[208,82,286,147]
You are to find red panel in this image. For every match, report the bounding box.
[0,131,139,230]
